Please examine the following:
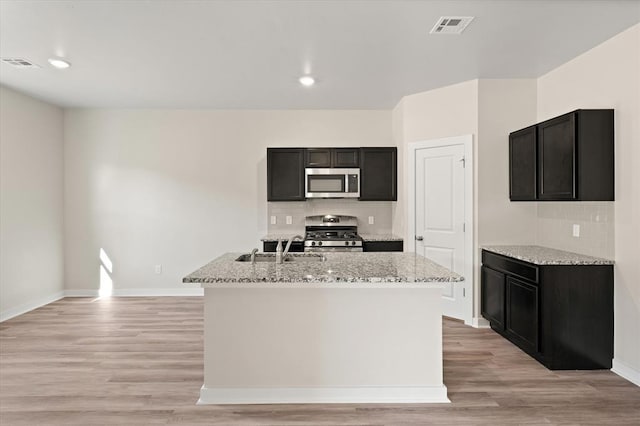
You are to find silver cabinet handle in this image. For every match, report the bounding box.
[415,236,424,241]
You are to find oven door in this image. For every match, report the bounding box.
[305,168,359,198]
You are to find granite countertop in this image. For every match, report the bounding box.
[482,245,614,265]
[359,234,403,242]
[261,233,403,242]
[260,234,305,242]
[183,252,462,287]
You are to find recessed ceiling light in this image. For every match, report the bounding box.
[299,76,315,87]
[48,58,71,69]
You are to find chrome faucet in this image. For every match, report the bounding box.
[280,235,304,264]
[249,248,259,265]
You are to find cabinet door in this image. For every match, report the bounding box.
[481,266,505,331]
[332,149,360,168]
[362,241,403,252]
[509,126,537,201]
[267,148,305,201]
[305,149,332,167]
[538,113,577,200]
[263,241,304,252]
[506,276,539,354]
[360,147,397,201]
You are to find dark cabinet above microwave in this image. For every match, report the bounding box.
[509,109,614,202]
[305,148,360,168]
[267,147,397,201]
[267,149,305,202]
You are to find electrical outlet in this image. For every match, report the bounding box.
[368,216,374,225]
[270,215,277,225]
[154,264,162,274]
[286,215,292,225]
[572,224,580,238]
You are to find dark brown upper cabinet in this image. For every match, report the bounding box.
[267,148,305,201]
[305,148,359,168]
[509,109,614,201]
[332,148,360,168]
[509,126,537,201]
[360,147,397,201]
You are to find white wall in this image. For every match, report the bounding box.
[537,24,640,380]
[63,109,391,293]
[392,79,479,243]
[476,79,539,319]
[394,79,539,319]
[0,86,64,319]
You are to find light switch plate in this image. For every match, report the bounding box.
[572,224,580,237]
[286,216,292,225]
[270,216,277,225]
[368,216,374,225]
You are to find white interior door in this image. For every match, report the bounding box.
[415,144,466,320]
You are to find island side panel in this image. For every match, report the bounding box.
[201,285,446,404]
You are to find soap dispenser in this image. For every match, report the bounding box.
[275,239,283,264]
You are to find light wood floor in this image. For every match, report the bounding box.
[1,297,638,425]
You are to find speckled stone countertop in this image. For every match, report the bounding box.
[183,252,462,287]
[260,234,305,242]
[482,245,614,265]
[359,234,403,242]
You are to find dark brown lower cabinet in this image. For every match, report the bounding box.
[481,249,613,370]
[481,266,505,331]
[263,241,304,252]
[505,276,538,355]
[362,240,403,252]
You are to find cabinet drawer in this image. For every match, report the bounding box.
[482,250,539,283]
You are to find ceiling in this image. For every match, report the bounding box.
[1,0,638,109]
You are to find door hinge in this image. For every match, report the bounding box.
[463,223,466,232]
[459,156,466,168]
[463,288,466,297]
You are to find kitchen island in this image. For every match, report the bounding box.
[183,252,462,404]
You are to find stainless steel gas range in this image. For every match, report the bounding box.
[303,215,363,252]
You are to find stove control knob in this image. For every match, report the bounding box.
[352,241,357,246]
[311,241,316,246]
[345,241,349,246]
[318,241,323,246]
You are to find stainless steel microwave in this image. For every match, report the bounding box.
[305,168,360,198]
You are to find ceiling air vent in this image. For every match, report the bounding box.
[1,58,41,68]
[430,16,474,35]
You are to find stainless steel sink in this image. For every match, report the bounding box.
[235,253,326,263]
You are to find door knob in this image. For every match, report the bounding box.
[415,236,424,241]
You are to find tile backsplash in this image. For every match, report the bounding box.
[536,202,614,259]
[267,199,394,235]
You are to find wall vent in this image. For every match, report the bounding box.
[430,16,474,35]
[1,58,41,68]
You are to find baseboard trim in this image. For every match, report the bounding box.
[197,385,450,404]
[64,288,204,297]
[1,288,204,321]
[64,289,100,297]
[612,358,640,387]
[0,291,65,322]
[471,317,490,328]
